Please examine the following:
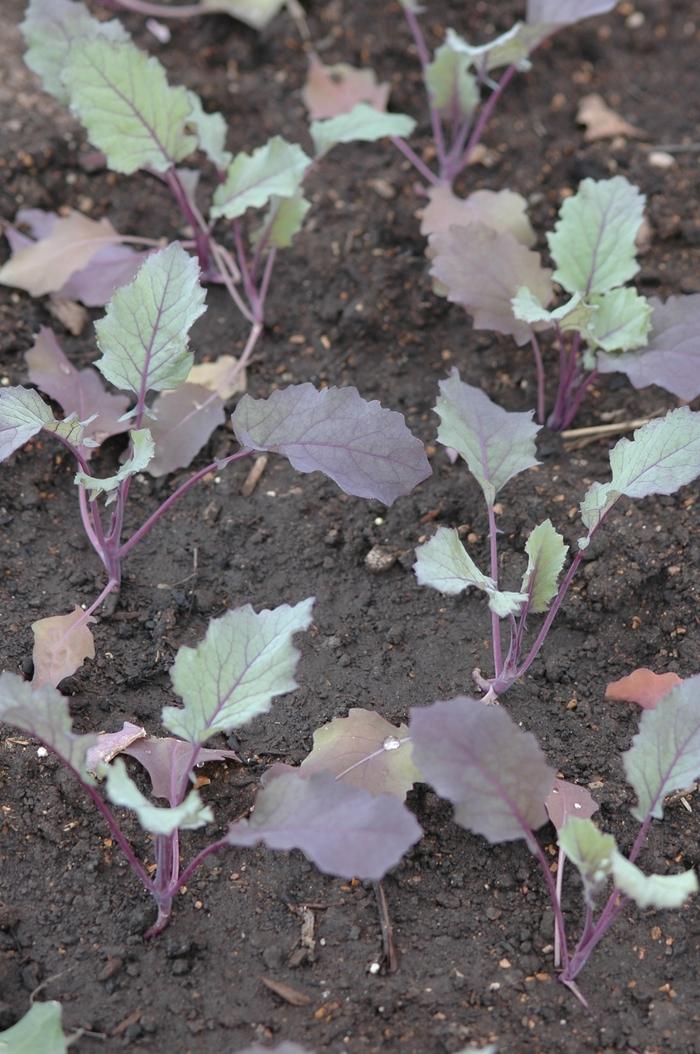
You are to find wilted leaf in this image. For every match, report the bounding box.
[521,520,568,613]
[226,769,422,880]
[547,177,645,295]
[146,384,225,477]
[414,527,527,616]
[63,38,196,174]
[211,137,310,220]
[623,674,700,821]
[420,186,535,246]
[435,369,540,505]
[429,222,553,345]
[232,384,431,506]
[300,708,420,799]
[605,668,683,710]
[410,697,556,842]
[31,606,95,688]
[103,757,213,835]
[75,428,154,500]
[46,297,88,336]
[86,722,147,774]
[26,327,129,452]
[187,355,246,400]
[0,385,84,463]
[162,599,314,744]
[597,295,700,401]
[545,778,597,831]
[310,103,416,155]
[123,737,239,802]
[577,94,645,142]
[302,55,389,120]
[0,1000,67,1054]
[95,243,206,396]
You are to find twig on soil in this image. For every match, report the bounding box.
[241,454,269,497]
[373,880,399,974]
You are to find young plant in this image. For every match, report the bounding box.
[409,684,700,1002]
[414,369,700,699]
[0,1001,71,1052]
[0,601,422,937]
[429,175,700,429]
[0,242,431,685]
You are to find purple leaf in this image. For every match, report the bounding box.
[60,242,149,307]
[123,736,240,804]
[410,697,556,842]
[231,384,431,506]
[597,295,700,401]
[527,0,616,25]
[429,222,553,347]
[86,721,147,774]
[146,383,225,477]
[25,327,130,452]
[545,779,598,831]
[226,769,422,880]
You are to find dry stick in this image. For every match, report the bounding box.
[373,881,399,973]
[561,412,665,440]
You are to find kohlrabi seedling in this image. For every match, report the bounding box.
[0,242,430,687]
[0,601,422,937]
[409,682,700,1002]
[429,175,700,429]
[414,369,700,699]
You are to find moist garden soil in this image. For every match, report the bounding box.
[1,0,700,1050]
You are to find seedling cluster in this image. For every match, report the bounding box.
[1,0,699,1046]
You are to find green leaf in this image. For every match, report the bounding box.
[251,192,311,250]
[445,24,544,73]
[521,519,568,613]
[558,817,615,905]
[62,38,196,174]
[162,599,314,744]
[435,368,540,505]
[511,288,592,332]
[211,137,311,220]
[414,527,527,616]
[186,91,232,169]
[611,852,698,910]
[199,0,286,29]
[425,42,479,117]
[622,675,700,821]
[0,671,96,782]
[310,102,416,156]
[0,386,85,463]
[0,1001,67,1054]
[547,176,645,295]
[95,243,206,396]
[21,0,130,105]
[584,288,652,352]
[74,428,154,501]
[579,407,700,535]
[103,757,213,835]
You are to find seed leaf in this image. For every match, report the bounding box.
[521,519,568,613]
[21,0,129,104]
[547,177,645,295]
[63,38,196,174]
[211,137,311,220]
[162,599,314,744]
[421,187,535,246]
[0,1000,67,1054]
[558,817,615,905]
[199,0,286,29]
[622,674,700,821]
[425,42,479,117]
[584,288,652,352]
[545,778,597,831]
[232,384,431,506]
[611,853,698,910]
[429,222,553,346]
[31,606,96,689]
[435,369,540,505]
[225,769,422,880]
[597,295,700,401]
[0,671,96,781]
[146,384,225,477]
[410,697,556,842]
[300,708,421,799]
[414,527,527,616]
[103,757,213,835]
[0,385,84,463]
[95,243,206,396]
[310,103,416,156]
[302,55,390,120]
[75,428,154,501]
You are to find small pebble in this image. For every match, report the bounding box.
[648,150,675,169]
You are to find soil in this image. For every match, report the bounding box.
[1,0,700,1051]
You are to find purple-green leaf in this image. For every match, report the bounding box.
[526,0,616,25]
[410,697,556,843]
[231,384,431,506]
[146,383,225,477]
[124,736,239,803]
[225,769,422,880]
[545,778,598,831]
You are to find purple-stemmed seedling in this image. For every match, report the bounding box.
[0,601,422,937]
[409,689,700,1003]
[414,369,700,700]
[0,243,431,685]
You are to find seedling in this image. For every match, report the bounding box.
[409,683,700,1001]
[0,243,430,685]
[0,601,422,936]
[414,370,700,699]
[429,175,700,429]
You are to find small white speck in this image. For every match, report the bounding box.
[383,736,401,751]
[368,962,380,975]
[374,517,384,526]
[37,747,48,758]
[319,938,326,946]
[574,802,582,809]
[265,490,277,497]
[214,476,221,484]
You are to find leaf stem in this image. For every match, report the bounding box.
[400,3,447,170]
[487,503,503,677]
[104,0,206,14]
[389,136,440,186]
[457,64,518,174]
[530,331,546,425]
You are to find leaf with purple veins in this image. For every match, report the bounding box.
[410,697,556,843]
[123,736,239,803]
[226,769,422,880]
[232,384,431,506]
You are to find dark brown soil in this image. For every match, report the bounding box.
[1,1,700,1051]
